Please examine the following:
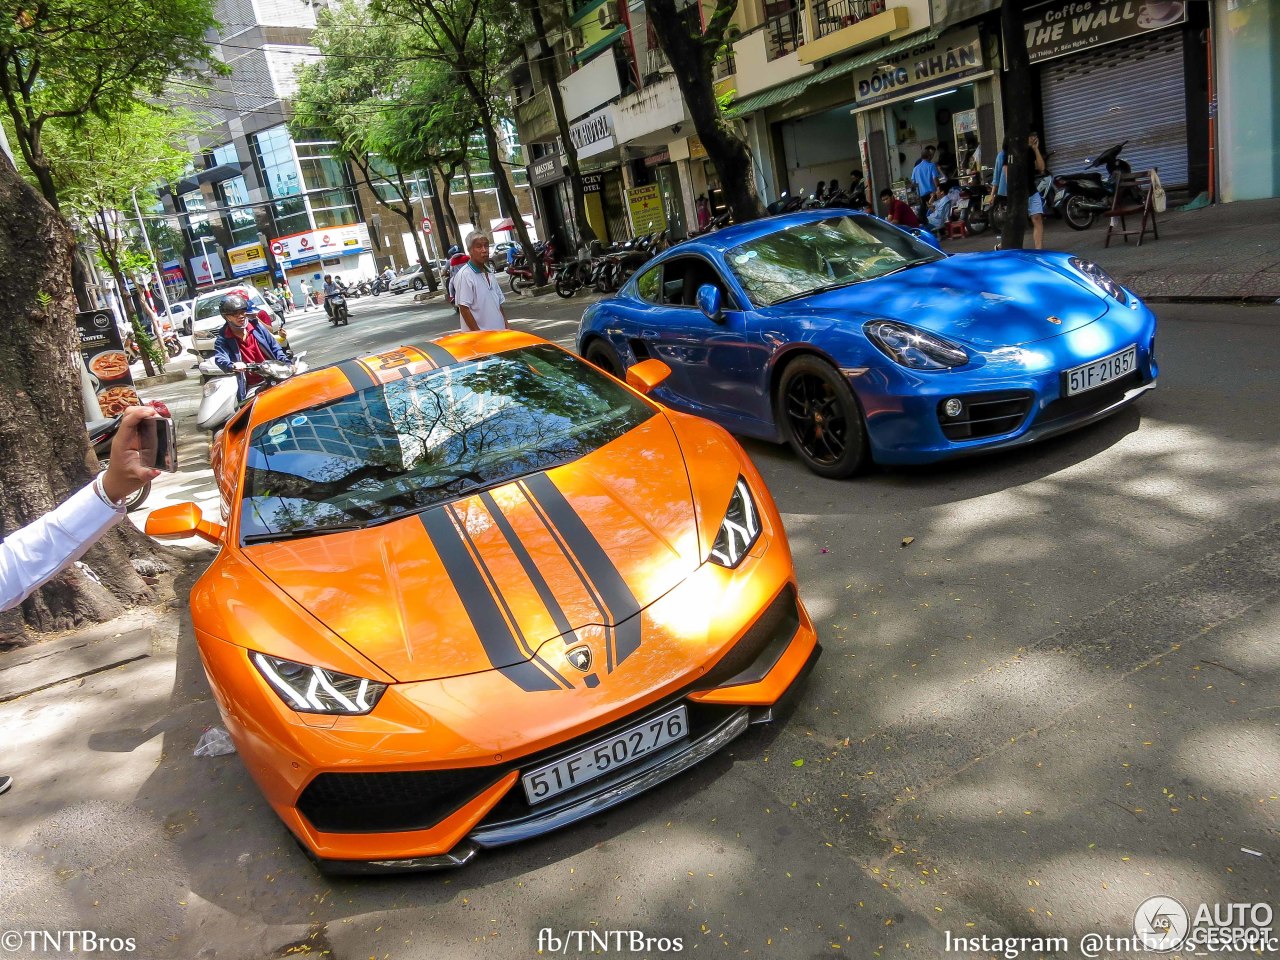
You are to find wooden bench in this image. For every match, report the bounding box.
[1104,169,1159,248]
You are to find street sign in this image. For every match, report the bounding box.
[422,216,432,234]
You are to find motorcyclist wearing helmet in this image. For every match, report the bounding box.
[213,293,289,401]
[322,274,341,318]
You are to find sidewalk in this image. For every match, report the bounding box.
[942,196,1280,302]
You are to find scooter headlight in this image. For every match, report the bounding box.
[202,379,223,398]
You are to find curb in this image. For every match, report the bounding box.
[136,369,192,387]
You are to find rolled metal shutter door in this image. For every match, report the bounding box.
[1040,30,1188,187]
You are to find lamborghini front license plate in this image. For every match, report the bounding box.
[522,705,690,804]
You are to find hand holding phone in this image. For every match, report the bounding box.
[101,407,171,504]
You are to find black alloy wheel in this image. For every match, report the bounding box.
[776,355,868,478]
[584,339,625,380]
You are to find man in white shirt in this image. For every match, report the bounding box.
[451,233,511,332]
[0,404,162,798]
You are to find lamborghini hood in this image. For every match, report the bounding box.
[244,414,702,684]
[798,252,1109,347]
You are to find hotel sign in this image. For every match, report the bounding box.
[569,107,615,159]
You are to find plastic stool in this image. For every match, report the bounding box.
[945,220,968,240]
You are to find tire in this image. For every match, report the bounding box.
[966,213,988,236]
[584,338,625,380]
[1064,194,1096,231]
[123,480,151,513]
[165,338,183,358]
[555,274,577,299]
[373,288,380,297]
[413,278,424,291]
[508,273,524,295]
[775,355,869,479]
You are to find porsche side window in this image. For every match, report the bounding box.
[662,257,733,309]
[635,266,661,303]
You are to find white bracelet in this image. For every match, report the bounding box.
[92,471,128,512]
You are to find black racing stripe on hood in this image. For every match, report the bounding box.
[418,506,568,692]
[418,341,457,368]
[521,473,643,667]
[336,358,377,391]
[478,490,581,647]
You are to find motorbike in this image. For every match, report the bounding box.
[371,274,393,296]
[555,250,594,299]
[86,399,174,511]
[327,292,350,326]
[125,320,183,362]
[196,353,308,434]
[506,240,558,294]
[765,192,806,216]
[1052,142,1133,231]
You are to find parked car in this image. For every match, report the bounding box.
[388,264,426,294]
[144,333,817,873]
[159,299,194,336]
[191,285,273,368]
[577,209,1158,478]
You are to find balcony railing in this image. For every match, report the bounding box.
[646,43,671,76]
[714,47,737,80]
[811,0,885,39]
[763,2,802,61]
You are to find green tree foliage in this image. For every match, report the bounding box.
[376,0,545,278]
[39,104,205,372]
[0,0,223,207]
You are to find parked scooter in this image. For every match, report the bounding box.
[1053,142,1133,231]
[506,240,558,294]
[196,353,308,434]
[555,248,594,299]
[86,399,174,511]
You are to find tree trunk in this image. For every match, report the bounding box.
[999,0,1032,250]
[470,103,542,283]
[0,158,153,644]
[462,161,481,230]
[431,165,462,251]
[523,0,597,246]
[646,0,764,224]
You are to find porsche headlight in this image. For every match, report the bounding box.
[251,652,387,715]
[1070,256,1130,305]
[865,320,968,370]
[709,477,761,568]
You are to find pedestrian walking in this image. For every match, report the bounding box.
[300,279,315,311]
[911,146,942,224]
[277,283,294,314]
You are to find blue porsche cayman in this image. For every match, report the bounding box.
[576,210,1158,477]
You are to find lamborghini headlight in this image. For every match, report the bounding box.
[251,652,387,715]
[865,320,969,370]
[709,477,761,568]
[1070,256,1130,305]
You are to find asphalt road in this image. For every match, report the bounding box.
[1,293,1276,959]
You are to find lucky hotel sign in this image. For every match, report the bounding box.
[1024,0,1187,64]
[852,27,985,107]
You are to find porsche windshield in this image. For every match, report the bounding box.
[239,345,655,542]
[725,215,944,307]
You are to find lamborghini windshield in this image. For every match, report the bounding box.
[238,345,655,542]
[725,215,943,307]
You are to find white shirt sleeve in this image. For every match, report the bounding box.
[0,483,124,612]
[452,268,477,309]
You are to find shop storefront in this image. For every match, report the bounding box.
[581,170,630,244]
[644,149,687,239]
[528,145,573,252]
[270,223,375,300]
[850,27,999,205]
[1213,0,1279,201]
[1027,0,1196,188]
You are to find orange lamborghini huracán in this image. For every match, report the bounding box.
[147,332,819,872]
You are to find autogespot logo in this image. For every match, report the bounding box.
[1134,896,1191,951]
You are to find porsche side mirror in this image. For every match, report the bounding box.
[626,359,671,395]
[910,227,944,253]
[145,502,224,545]
[697,283,724,323]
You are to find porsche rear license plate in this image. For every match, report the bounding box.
[522,706,689,804]
[1065,346,1137,396]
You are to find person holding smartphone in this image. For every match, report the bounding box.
[0,405,165,797]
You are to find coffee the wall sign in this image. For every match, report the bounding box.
[851,27,984,107]
[1024,0,1186,64]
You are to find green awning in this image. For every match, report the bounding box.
[724,30,939,118]
[572,25,626,65]
[810,29,939,85]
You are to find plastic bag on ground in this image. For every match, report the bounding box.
[194,727,236,757]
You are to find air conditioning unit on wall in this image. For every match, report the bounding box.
[598,0,621,30]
